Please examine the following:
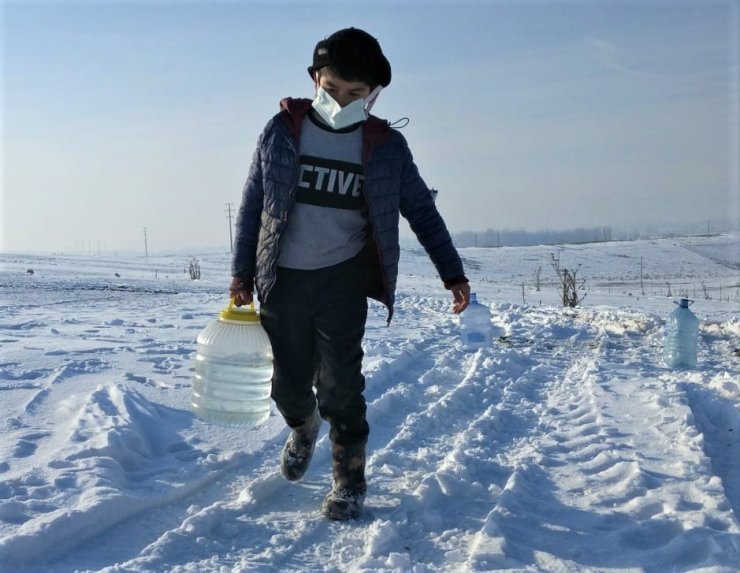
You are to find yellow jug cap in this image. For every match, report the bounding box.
[219,299,260,323]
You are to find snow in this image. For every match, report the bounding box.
[1,233,739,573]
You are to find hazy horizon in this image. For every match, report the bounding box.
[5,221,737,258]
[3,1,739,254]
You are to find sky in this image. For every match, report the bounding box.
[2,0,739,254]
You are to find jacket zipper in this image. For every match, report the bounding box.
[362,147,392,317]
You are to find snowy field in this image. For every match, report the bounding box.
[1,233,739,573]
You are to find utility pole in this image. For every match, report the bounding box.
[143,227,149,257]
[225,203,234,253]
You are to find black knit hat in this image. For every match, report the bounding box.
[307,27,392,88]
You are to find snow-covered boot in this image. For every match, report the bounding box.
[280,408,321,481]
[322,441,367,520]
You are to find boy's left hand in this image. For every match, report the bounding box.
[451,283,471,314]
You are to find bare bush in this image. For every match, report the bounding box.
[701,281,710,300]
[533,266,542,292]
[187,257,201,280]
[550,253,586,308]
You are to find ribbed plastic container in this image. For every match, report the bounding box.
[459,293,493,352]
[664,298,699,369]
[192,302,273,427]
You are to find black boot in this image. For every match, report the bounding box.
[280,408,321,481]
[322,441,367,520]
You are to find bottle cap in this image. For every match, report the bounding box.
[219,299,260,323]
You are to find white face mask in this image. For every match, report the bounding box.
[311,85,383,130]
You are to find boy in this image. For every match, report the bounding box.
[229,27,471,520]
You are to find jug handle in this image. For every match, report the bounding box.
[228,297,255,312]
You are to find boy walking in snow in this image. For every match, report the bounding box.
[230,27,470,520]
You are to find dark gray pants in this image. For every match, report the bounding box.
[260,254,369,447]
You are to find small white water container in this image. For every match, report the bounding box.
[459,293,493,352]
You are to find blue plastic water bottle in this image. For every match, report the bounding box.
[664,298,699,369]
[460,293,493,351]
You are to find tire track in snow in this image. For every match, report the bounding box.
[345,310,582,571]
[468,312,740,572]
[468,355,635,570]
[681,380,740,521]
[677,317,740,521]
[232,321,553,572]
[226,324,480,572]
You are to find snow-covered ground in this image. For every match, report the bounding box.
[1,234,738,573]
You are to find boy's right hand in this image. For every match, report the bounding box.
[229,276,253,307]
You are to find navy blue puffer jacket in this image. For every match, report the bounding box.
[231,98,466,322]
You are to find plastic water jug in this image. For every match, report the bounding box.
[664,298,699,369]
[460,293,493,351]
[192,300,273,427]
